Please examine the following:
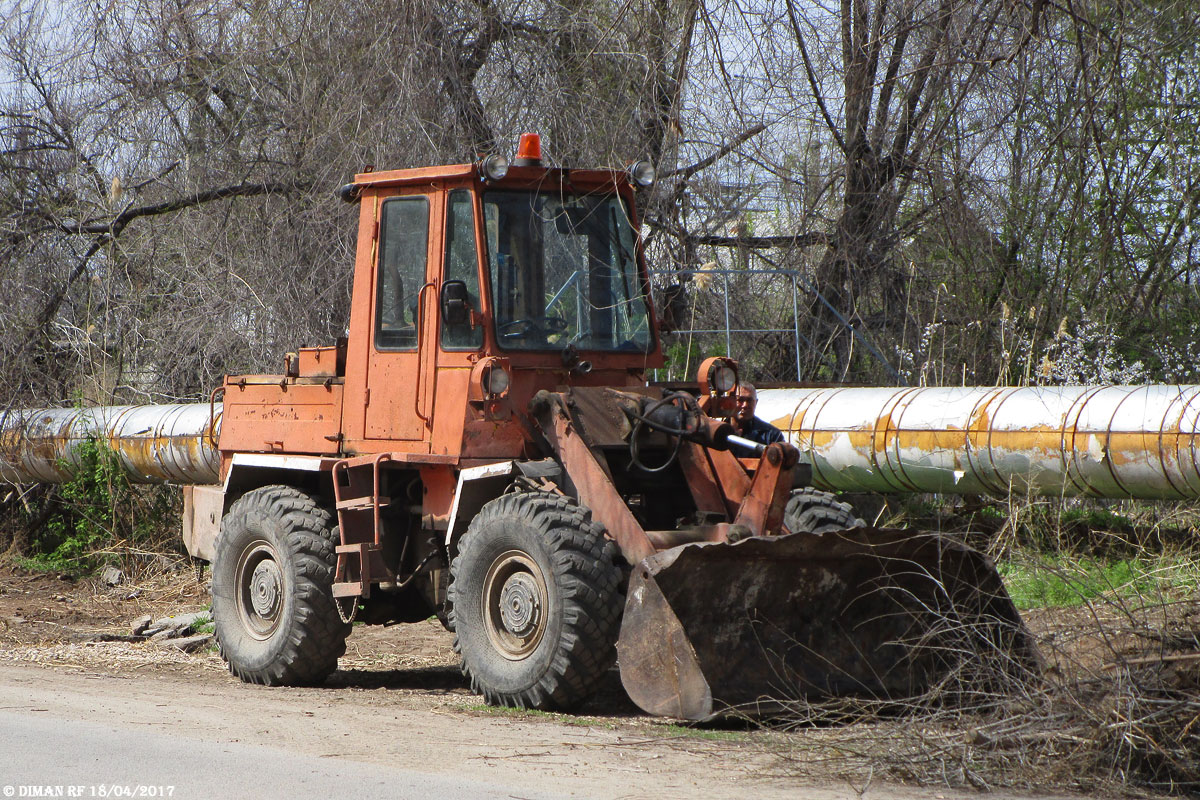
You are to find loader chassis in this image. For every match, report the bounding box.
[198,139,1035,718]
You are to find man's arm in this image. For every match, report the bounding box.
[747,416,785,445]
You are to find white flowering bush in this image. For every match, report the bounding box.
[1036,313,1150,385]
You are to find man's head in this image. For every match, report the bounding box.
[734,382,757,427]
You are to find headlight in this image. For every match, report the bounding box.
[629,160,655,188]
[481,153,510,181]
[712,365,736,393]
[485,364,510,395]
[697,356,739,397]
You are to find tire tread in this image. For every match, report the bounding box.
[212,484,350,686]
[447,492,622,710]
[784,487,864,534]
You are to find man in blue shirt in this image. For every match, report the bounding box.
[733,383,784,446]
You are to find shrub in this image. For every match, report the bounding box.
[18,437,178,575]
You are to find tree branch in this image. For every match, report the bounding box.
[644,216,833,250]
[786,0,849,156]
[68,181,306,236]
[887,0,955,169]
[23,180,305,348]
[659,123,768,180]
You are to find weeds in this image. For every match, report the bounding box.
[771,590,1199,794]
[10,437,179,576]
[1000,554,1200,610]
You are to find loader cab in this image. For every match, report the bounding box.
[339,136,664,458]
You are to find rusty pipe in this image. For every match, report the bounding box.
[0,403,220,485]
[756,385,1200,500]
[5,384,1200,501]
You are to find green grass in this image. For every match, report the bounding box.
[656,723,748,742]
[1000,553,1200,609]
[458,701,544,717]
[12,555,69,574]
[1059,506,1134,533]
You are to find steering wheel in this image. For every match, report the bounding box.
[499,316,568,338]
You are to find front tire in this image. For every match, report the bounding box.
[211,485,350,685]
[784,487,865,534]
[448,493,622,710]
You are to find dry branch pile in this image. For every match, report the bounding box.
[772,594,1200,795]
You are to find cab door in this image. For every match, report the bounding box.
[362,193,437,444]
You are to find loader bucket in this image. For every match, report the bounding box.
[617,528,1038,720]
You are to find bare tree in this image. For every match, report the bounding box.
[0,0,701,404]
[3,0,1198,403]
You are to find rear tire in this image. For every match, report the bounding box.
[211,485,350,685]
[784,488,864,534]
[448,493,622,710]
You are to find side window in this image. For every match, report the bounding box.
[441,190,483,349]
[375,196,429,350]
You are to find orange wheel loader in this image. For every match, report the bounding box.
[180,134,1036,719]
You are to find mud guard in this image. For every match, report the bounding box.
[617,528,1038,720]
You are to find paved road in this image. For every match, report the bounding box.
[0,664,1085,800]
[0,665,796,800]
[1,710,550,800]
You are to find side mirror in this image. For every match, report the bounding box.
[440,280,471,326]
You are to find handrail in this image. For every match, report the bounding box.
[414,280,436,425]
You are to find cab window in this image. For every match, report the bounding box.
[441,190,483,350]
[483,190,652,352]
[375,196,429,350]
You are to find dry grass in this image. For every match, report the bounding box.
[768,600,1198,794]
[765,500,1200,796]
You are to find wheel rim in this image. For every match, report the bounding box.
[235,541,284,640]
[482,550,549,660]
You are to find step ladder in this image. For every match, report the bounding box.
[331,453,392,602]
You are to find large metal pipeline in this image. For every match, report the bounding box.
[757,385,1200,499]
[0,404,220,485]
[3,385,1200,501]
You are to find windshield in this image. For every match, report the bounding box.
[483,190,653,353]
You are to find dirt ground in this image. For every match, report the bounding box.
[0,563,1184,799]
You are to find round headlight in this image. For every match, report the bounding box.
[629,160,655,188]
[712,365,737,393]
[481,153,510,181]
[485,365,510,395]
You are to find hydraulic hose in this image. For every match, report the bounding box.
[627,391,701,473]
